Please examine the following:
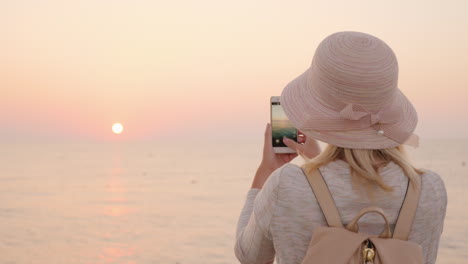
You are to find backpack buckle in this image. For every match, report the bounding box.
[362,239,375,264]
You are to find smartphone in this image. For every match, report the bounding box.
[271,96,298,153]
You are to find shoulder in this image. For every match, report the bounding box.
[253,164,291,206]
[418,169,447,206]
[276,163,309,189]
[420,168,444,181]
[268,163,315,204]
[419,169,447,196]
[261,162,306,190]
[282,162,306,177]
[253,163,308,210]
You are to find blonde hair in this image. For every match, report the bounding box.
[302,144,423,197]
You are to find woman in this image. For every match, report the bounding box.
[234,31,447,264]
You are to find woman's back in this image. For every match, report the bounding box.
[235,157,447,264]
[235,31,447,264]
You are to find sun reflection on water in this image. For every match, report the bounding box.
[98,246,136,264]
[95,150,137,263]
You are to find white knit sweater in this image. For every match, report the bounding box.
[235,157,447,264]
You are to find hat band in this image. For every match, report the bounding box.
[300,103,419,147]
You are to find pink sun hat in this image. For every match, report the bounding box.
[280,31,419,149]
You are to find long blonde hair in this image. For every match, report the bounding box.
[302,145,423,196]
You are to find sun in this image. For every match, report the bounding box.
[112,123,124,134]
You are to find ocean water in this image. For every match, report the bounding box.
[0,138,466,263]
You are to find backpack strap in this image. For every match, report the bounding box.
[392,173,422,240]
[302,167,344,228]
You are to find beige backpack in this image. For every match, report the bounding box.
[300,168,423,264]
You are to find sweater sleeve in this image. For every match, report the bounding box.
[234,166,283,264]
[408,170,448,264]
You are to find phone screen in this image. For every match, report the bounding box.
[271,101,297,147]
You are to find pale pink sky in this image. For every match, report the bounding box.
[1,0,467,142]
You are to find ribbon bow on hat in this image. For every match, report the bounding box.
[339,103,401,126]
[300,103,418,147]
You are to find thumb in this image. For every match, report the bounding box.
[283,137,302,153]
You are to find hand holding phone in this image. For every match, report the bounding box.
[270,96,298,153]
[251,123,298,189]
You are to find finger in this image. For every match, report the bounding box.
[283,137,302,153]
[297,134,305,144]
[263,123,273,153]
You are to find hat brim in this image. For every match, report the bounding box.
[280,69,418,149]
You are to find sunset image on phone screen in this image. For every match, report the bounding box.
[271,102,297,147]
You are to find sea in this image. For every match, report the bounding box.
[0,138,467,263]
